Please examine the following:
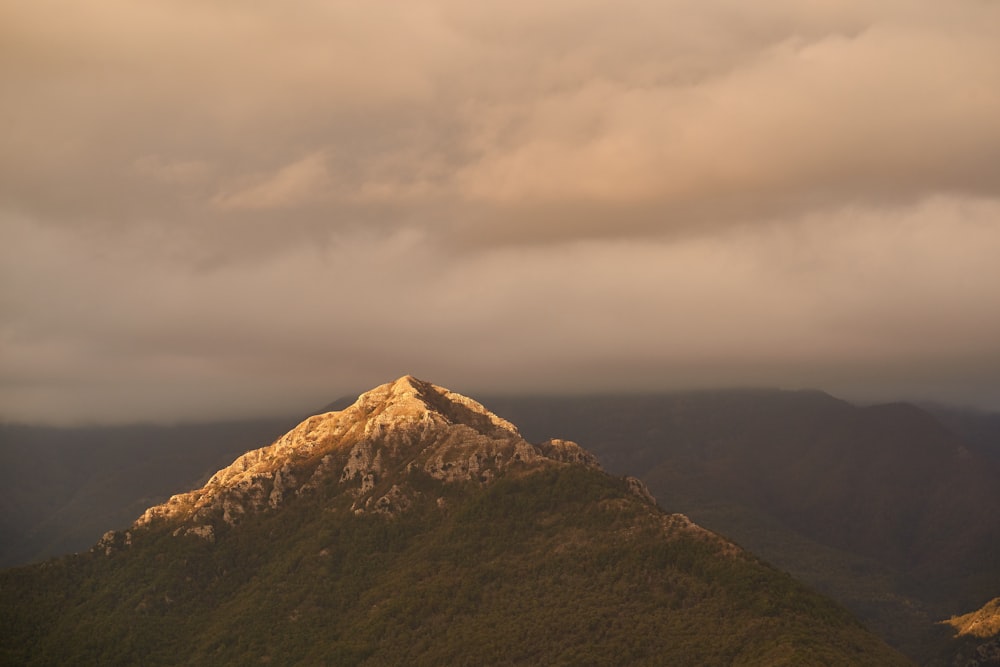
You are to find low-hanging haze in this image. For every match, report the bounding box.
[2,0,1000,424]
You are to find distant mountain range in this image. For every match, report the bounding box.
[484,390,1000,663]
[922,404,1000,464]
[0,377,908,665]
[0,418,300,567]
[3,382,998,664]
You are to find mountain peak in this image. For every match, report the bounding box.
[10,383,912,667]
[359,374,431,407]
[351,375,521,440]
[129,377,607,540]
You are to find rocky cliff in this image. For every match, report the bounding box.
[117,376,644,547]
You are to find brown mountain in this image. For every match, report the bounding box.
[0,377,908,666]
[943,597,1000,666]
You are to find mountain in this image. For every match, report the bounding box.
[943,597,1000,666]
[0,417,301,567]
[922,404,1000,465]
[483,390,1000,662]
[946,597,1000,639]
[0,377,908,666]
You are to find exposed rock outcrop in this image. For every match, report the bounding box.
[946,597,1000,639]
[131,376,609,537]
[944,597,1000,666]
[624,475,657,505]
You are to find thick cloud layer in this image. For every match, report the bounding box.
[2,1,999,423]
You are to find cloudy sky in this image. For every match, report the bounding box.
[3,0,1000,424]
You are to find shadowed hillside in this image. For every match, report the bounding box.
[0,379,908,666]
[0,418,300,567]
[485,390,1000,663]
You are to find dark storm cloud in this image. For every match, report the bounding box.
[2,0,999,422]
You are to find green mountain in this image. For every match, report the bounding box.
[484,391,1000,663]
[0,377,908,666]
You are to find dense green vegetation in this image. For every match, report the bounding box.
[8,385,994,664]
[486,391,1000,664]
[1,466,908,666]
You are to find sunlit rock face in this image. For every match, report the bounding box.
[14,380,915,667]
[132,375,608,534]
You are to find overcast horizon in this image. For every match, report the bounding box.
[3,1,1000,425]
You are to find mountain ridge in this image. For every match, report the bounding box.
[116,375,634,547]
[1,376,910,666]
[482,389,1000,662]
[943,597,1000,666]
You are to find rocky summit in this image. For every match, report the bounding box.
[2,376,911,666]
[119,376,612,542]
